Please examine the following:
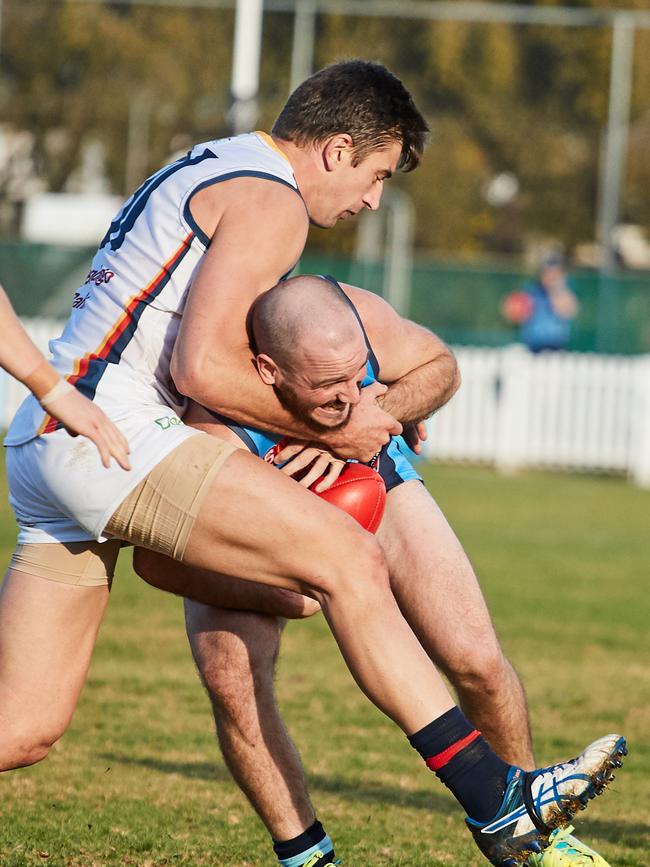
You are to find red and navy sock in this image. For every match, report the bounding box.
[273,819,335,867]
[408,706,510,822]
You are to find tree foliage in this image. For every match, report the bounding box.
[0,0,648,258]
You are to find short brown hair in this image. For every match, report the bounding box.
[272,60,429,172]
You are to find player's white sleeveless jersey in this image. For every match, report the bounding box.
[5,132,300,446]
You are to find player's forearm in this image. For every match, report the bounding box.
[174,356,320,439]
[0,288,59,394]
[378,349,460,425]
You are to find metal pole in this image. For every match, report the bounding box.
[383,190,414,316]
[595,14,635,352]
[230,0,264,134]
[125,90,151,194]
[290,0,316,92]
[597,14,635,272]
[353,191,414,316]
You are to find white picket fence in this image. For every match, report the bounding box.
[2,319,649,487]
[425,344,650,488]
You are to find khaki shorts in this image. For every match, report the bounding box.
[9,434,236,587]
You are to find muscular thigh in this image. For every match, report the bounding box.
[377,480,500,666]
[0,568,109,734]
[132,403,320,617]
[176,401,381,600]
[183,447,376,598]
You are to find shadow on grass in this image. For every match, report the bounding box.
[99,752,455,814]
[100,752,233,782]
[99,753,650,851]
[580,817,650,852]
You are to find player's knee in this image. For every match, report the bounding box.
[198,625,280,720]
[346,532,390,593]
[446,641,508,696]
[314,530,389,603]
[0,725,62,770]
[206,660,275,726]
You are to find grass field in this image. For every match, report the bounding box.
[0,462,648,866]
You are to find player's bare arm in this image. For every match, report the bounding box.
[342,283,460,425]
[173,191,401,461]
[172,178,312,435]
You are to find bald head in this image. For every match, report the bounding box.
[251,275,361,369]
[251,276,369,430]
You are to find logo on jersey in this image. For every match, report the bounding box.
[263,437,289,464]
[72,291,90,309]
[154,415,182,430]
[84,267,115,287]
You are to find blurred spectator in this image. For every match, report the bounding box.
[502,254,579,352]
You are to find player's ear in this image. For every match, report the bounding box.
[322,134,354,172]
[255,353,279,385]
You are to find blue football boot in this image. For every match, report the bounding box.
[466,734,626,866]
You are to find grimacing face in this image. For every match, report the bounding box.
[265,332,370,431]
[308,139,403,230]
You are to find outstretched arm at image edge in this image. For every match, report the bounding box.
[0,285,131,470]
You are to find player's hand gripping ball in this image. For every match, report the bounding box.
[310,462,386,534]
[266,440,387,533]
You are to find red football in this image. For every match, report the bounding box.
[310,463,386,534]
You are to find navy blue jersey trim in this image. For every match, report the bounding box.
[378,441,405,492]
[321,275,380,378]
[105,237,194,367]
[72,234,194,405]
[184,171,301,248]
[279,264,297,282]
[101,147,218,252]
[74,359,109,404]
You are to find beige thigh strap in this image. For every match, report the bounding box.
[9,540,122,587]
[105,433,236,561]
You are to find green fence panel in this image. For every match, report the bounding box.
[2,242,649,354]
[0,241,97,317]
[301,253,650,355]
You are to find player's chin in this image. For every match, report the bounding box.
[308,213,338,229]
[311,406,350,429]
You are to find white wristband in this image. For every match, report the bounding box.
[39,378,74,408]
